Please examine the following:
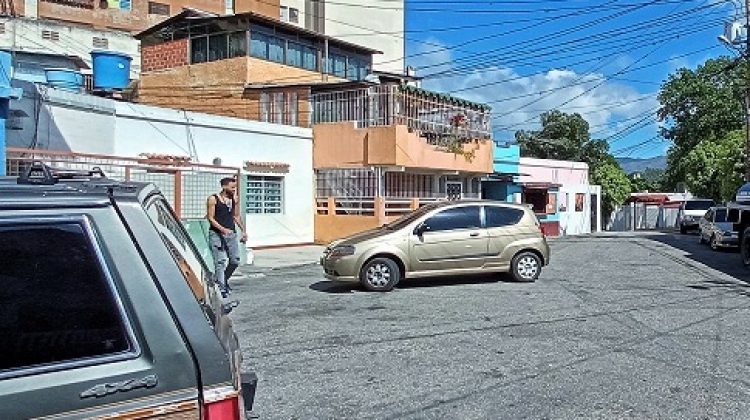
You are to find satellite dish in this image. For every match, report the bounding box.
[364,74,381,84]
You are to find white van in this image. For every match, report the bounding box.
[678,199,715,234]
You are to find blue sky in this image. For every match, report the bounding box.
[404,0,737,158]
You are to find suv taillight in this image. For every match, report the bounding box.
[204,387,242,420]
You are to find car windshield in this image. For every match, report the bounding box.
[685,200,714,210]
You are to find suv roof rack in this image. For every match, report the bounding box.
[16,162,107,185]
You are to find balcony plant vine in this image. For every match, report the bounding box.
[441,113,475,162]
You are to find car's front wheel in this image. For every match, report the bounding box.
[710,234,720,251]
[359,258,400,292]
[511,252,542,283]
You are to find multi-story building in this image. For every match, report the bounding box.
[0,17,141,79]
[0,0,281,79]
[135,10,493,243]
[8,0,279,32]
[278,0,404,73]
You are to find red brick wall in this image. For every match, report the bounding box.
[141,39,189,72]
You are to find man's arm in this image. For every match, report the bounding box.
[207,195,230,235]
[233,195,248,241]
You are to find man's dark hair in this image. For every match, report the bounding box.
[220,177,236,186]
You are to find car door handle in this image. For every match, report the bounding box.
[470,232,480,237]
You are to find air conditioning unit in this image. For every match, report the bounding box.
[724,20,745,45]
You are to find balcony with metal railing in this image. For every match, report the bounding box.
[310,84,492,145]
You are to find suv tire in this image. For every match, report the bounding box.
[511,251,542,283]
[742,228,750,267]
[360,258,400,292]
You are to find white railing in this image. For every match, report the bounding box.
[311,85,492,143]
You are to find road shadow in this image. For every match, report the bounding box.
[310,274,526,293]
[643,233,750,285]
[396,273,521,289]
[309,281,358,294]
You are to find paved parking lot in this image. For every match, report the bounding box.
[232,233,750,419]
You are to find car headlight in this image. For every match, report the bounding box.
[329,245,356,258]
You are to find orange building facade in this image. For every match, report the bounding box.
[134,12,494,244]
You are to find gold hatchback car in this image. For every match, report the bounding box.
[321,200,550,291]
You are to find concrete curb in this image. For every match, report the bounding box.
[240,261,320,274]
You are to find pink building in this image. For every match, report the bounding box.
[517,157,601,236]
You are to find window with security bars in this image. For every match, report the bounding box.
[42,30,60,41]
[316,169,377,198]
[246,175,284,214]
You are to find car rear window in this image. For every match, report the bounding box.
[0,223,132,371]
[685,200,714,210]
[485,206,525,228]
[714,208,728,222]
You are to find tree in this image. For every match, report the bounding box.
[516,110,630,220]
[591,158,632,218]
[681,130,745,202]
[516,110,597,162]
[658,56,746,189]
[629,168,666,193]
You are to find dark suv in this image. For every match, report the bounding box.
[0,164,256,419]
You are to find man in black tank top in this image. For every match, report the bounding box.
[207,177,247,298]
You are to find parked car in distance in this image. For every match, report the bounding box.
[678,199,715,234]
[321,200,550,292]
[0,164,256,419]
[699,206,738,250]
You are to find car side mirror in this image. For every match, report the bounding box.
[415,223,430,236]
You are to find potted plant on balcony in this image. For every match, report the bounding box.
[442,113,476,162]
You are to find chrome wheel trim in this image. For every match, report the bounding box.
[366,263,391,288]
[517,256,539,279]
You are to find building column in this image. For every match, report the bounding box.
[0,50,21,176]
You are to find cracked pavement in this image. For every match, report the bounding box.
[232,232,750,419]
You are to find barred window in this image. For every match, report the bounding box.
[246,175,284,214]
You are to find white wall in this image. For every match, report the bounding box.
[324,1,404,73]
[280,0,405,74]
[7,86,315,247]
[557,184,601,235]
[0,18,141,77]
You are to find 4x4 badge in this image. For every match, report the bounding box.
[80,375,158,399]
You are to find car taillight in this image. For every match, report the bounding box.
[204,387,242,420]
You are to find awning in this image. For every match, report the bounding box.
[519,182,562,189]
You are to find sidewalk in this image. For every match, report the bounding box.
[243,245,325,271]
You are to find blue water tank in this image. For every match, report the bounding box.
[91,50,132,90]
[44,68,84,92]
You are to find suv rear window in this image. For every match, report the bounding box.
[145,198,211,302]
[0,223,131,371]
[485,206,525,228]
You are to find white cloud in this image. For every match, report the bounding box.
[409,40,660,145]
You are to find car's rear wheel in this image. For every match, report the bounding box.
[511,252,542,283]
[360,258,400,292]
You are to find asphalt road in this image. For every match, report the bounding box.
[231,232,750,419]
